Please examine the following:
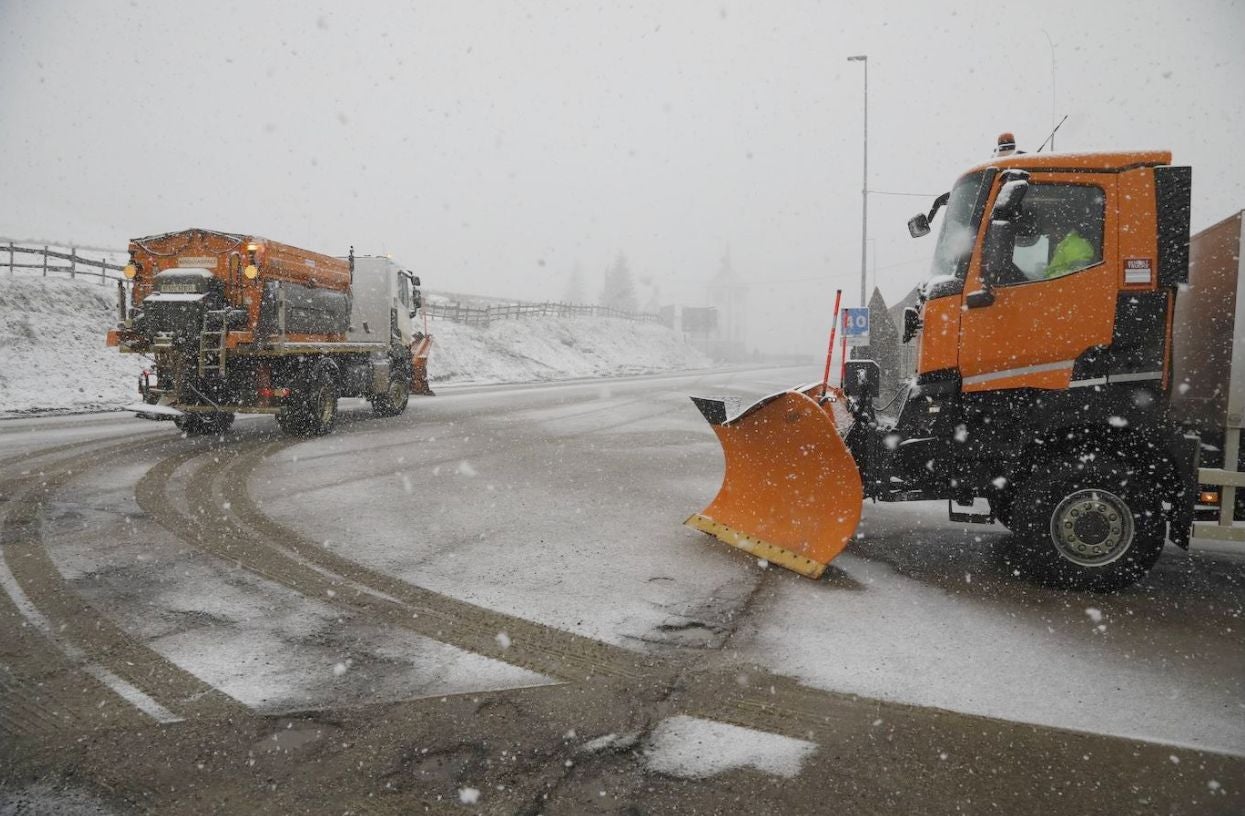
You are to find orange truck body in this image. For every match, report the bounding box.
[109,229,352,348]
[109,228,430,436]
[916,151,1171,390]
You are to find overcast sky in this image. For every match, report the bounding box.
[3,0,1243,353]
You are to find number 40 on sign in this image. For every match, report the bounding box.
[842,307,870,346]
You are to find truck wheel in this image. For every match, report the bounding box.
[1011,456,1164,592]
[278,379,338,437]
[371,377,409,417]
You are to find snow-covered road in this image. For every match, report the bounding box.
[1,365,1243,814]
[246,364,1245,755]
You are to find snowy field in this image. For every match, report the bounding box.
[0,275,710,416]
[426,312,710,385]
[0,275,145,415]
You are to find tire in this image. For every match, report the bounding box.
[1011,456,1164,592]
[371,376,410,418]
[174,412,234,436]
[277,375,338,437]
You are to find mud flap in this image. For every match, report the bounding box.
[685,388,863,579]
[409,335,435,396]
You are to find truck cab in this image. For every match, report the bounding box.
[846,152,1201,590]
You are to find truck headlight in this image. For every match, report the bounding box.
[244,264,259,279]
[123,264,137,279]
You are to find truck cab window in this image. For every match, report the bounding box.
[994,183,1105,285]
[929,170,993,284]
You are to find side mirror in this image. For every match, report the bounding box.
[980,219,1016,291]
[411,275,421,287]
[907,213,931,238]
[991,178,1029,221]
[902,306,922,343]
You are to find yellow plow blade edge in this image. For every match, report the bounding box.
[685,388,863,579]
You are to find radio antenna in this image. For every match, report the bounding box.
[1036,114,1068,153]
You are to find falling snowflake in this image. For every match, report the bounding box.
[459,787,481,804]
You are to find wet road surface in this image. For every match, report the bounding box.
[1,367,1242,814]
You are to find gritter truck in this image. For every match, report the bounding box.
[107,228,432,436]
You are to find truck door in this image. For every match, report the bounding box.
[958,174,1119,393]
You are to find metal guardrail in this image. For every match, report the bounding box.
[425,301,661,327]
[2,240,126,283]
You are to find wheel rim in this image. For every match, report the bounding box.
[389,380,408,409]
[1049,489,1134,567]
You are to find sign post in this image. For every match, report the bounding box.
[841,307,870,385]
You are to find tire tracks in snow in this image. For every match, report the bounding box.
[0,435,248,743]
[157,428,928,753]
[134,438,656,685]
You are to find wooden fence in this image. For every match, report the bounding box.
[2,241,126,283]
[1,240,660,325]
[425,300,660,327]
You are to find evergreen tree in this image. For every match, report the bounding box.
[599,252,638,313]
[564,263,586,304]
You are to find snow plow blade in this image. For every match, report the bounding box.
[685,387,863,579]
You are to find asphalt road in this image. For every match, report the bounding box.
[1,366,1242,815]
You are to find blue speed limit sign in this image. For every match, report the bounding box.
[842,307,870,346]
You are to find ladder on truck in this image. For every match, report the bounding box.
[198,310,230,379]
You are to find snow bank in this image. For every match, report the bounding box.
[0,275,711,415]
[0,275,144,416]
[644,715,817,779]
[426,314,711,385]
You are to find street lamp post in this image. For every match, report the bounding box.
[847,54,868,307]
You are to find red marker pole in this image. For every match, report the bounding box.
[821,289,843,396]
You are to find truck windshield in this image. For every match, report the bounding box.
[928,170,991,283]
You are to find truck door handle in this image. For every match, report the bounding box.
[965,289,996,309]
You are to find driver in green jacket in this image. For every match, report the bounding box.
[1044,229,1095,278]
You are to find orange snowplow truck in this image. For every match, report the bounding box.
[107,229,432,436]
[689,151,1245,591]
